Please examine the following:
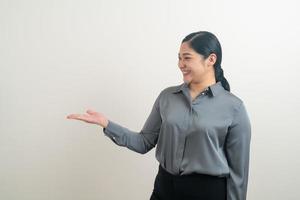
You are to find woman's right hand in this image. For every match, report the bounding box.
[66,109,109,128]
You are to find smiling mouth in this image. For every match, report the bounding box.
[182,71,191,75]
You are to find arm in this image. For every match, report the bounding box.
[103,92,162,154]
[225,102,252,200]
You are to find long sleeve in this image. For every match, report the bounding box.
[102,91,162,154]
[225,102,252,200]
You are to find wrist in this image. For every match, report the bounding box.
[103,119,109,128]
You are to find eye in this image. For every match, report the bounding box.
[178,57,191,60]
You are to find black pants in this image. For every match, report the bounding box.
[150,165,227,200]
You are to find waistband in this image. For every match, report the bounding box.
[158,164,226,180]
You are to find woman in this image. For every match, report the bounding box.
[67,31,251,200]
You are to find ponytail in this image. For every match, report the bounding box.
[214,65,230,92]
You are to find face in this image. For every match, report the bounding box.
[178,42,216,84]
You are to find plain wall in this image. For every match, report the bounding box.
[1,0,300,199]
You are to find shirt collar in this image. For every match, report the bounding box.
[172,81,224,97]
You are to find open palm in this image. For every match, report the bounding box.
[66,109,108,128]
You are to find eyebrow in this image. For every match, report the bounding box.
[178,53,193,56]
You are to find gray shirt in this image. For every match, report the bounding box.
[103,81,251,200]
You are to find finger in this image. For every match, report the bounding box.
[67,114,83,119]
[73,117,90,123]
[66,114,76,118]
[67,114,90,122]
[86,109,97,115]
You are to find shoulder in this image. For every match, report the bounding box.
[223,90,243,104]
[220,89,247,113]
[157,83,183,97]
[164,84,182,93]
[151,84,183,105]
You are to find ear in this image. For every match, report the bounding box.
[206,53,217,66]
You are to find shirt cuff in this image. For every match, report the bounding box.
[102,120,124,144]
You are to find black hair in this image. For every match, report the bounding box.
[181,31,230,92]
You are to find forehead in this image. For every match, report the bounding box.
[178,42,197,56]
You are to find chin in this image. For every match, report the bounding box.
[183,78,191,84]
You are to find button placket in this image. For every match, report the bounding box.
[192,91,208,105]
[177,102,193,174]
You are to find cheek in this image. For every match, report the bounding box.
[194,65,206,73]
[190,68,205,78]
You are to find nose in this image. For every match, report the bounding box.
[178,59,185,69]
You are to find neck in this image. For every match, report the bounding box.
[188,78,217,93]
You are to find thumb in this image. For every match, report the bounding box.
[86,109,97,115]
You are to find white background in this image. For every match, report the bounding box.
[1,0,300,199]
